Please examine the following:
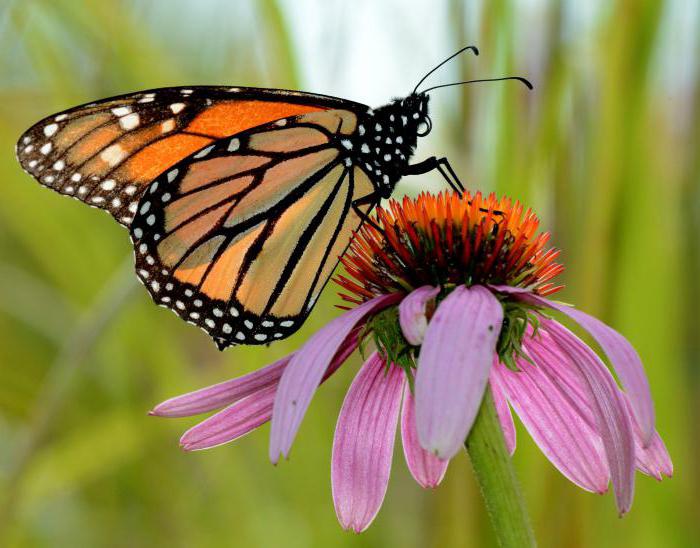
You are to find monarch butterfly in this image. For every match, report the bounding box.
[16,46,531,350]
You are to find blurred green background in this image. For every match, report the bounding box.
[0,0,697,546]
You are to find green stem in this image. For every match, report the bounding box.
[465,387,536,547]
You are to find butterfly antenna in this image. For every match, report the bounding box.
[412,45,480,95]
[421,76,533,94]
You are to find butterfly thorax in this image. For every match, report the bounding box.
[342,93,430,198]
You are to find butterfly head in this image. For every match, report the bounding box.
[400,92,432,138]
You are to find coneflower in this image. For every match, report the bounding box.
[152,191,671,534]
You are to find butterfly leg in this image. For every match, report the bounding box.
[403,156,465,193]
[352,192,384,234]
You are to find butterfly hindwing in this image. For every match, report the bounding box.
[129,109,377,349]
[16,86,367,226]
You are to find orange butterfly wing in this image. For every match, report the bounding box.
[130,109,376,349]
[16,86,366,225]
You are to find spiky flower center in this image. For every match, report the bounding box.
[336,191,565,370]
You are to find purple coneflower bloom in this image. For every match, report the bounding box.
[152,191,671,532]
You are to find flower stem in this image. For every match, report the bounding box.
[465,387,536,547]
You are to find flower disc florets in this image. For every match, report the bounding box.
[335,191,565,370]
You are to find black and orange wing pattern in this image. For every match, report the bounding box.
[15,86,366,226]
[130,109,377,349]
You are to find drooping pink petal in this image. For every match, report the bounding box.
[179,333,360,451]
[151,355,291,418]
[398,285,440,345]
[181,386,276,450]
[488,366,516,455]
[332,353,404,533]
[492,359,610,493]
[269,293,402,464]
[400,385,449,488]
[543,319,635,515]
[415,285,503,459]
[525,332,672,481]
[491,285,654,445]
[623,396,673,480]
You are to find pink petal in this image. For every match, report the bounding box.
[270,293,401,463]
[526,332,672,481]
[400,385,449,488]
[489,366,516,455]
[180,386,276,450]
[543,319,636,515]
[151,355,291,418]
[398,285,440,345]
[491,285,654,445]
[179,334,360,451]
[624,397,673,480]
[415,285,503,459]
[492,359,609,493]
[332,353,404,532]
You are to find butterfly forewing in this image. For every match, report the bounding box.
[129,109,377,349]
[16,86,366,226]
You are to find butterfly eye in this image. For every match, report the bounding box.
[417,116,432,137]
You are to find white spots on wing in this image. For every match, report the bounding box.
[385,137,392,144]
[262,320,274,327]
[154,234,161,241]
[23,145,34,153]
[71,173,82,182]
[396,136,403,144]
[128,201,138,213]
[280,320,294,327]
[100,179,116,191]
[42,175,55,184]
[184,289,193,297]
[205,318,216,329]
[146,255,155,265]
[361,143,370,154]
[111,197,122,208]
[383,174,390,184]
[40,142,52,155]
[151,281,160,292]
[401,115,408,125]
[193,145,214,158]
[44,123,58,137]
[180,89,193,95]
[213,308,223,317]
[28,160,38,168]
[139,269,150,279]
[274,333,283,338]
[146,214,156,226]
[375,123,382,132]
[165,283,174,291]
[167,169,178,182]
[139,243,148,254]
[100,144,127,166]
[235,331,245,341]
[222,323,232,334]
[227,138,240,152]
[23,136,31,144]
[138,93,156,103]
[389,114,395,122]
[193,299,203,307]
[53,160,65,171]
[149,182,158,194]
[383,154,391,161]
[229,306,239,317]
[161,192,171,202]
[161,119,176,133]
[119,112,140,130]
[189,312,200,320]
[254,334,268,341]
[176,300,185,310]
[78,185,88,195]
[358,124,365,135]
[169,102,186,114]
[340,139,353,150]
[65,186,74,194]
[161,296,171,303]
[124,184,137,195]
[343,158,352,167]
[244,320,254,329]
[91,196,105,204]
[274,118,287,127]
[111,106,132,117]
[55,114,68,122]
